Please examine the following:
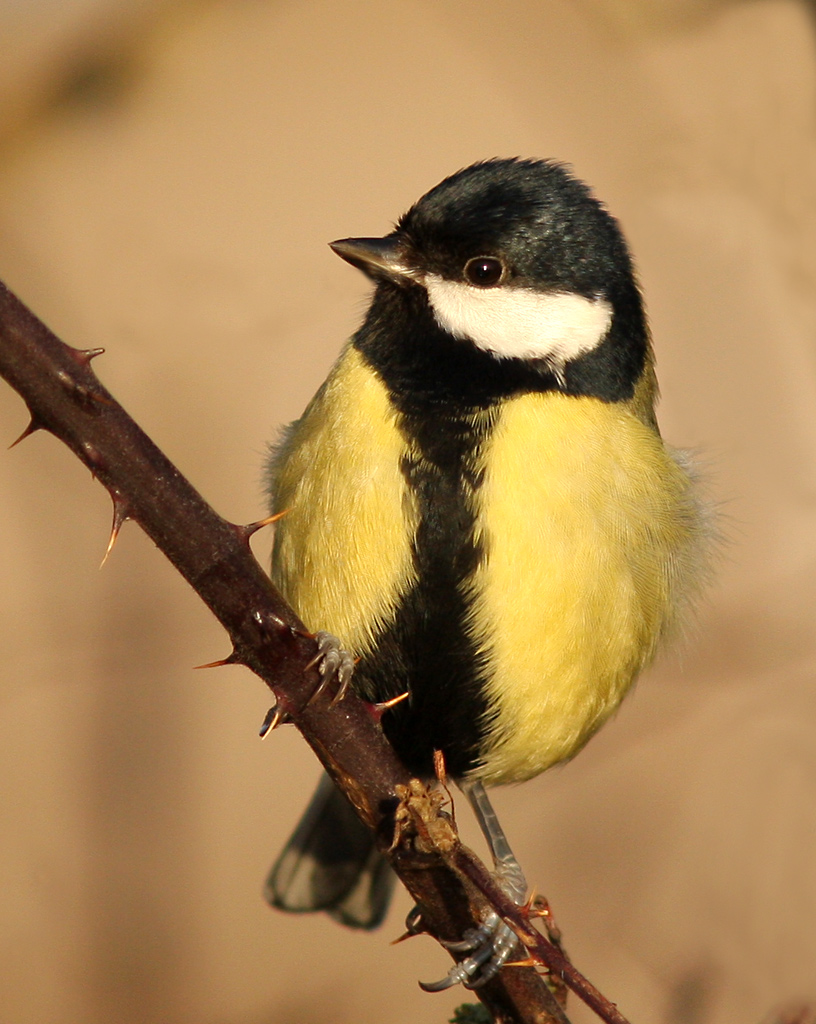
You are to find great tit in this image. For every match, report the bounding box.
[264,158,706,984]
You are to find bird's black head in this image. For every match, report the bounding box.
[333,158,650,409]
[398,158,630,298]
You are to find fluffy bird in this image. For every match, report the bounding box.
[265,158,706,987]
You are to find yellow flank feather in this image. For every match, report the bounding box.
[467,390,703,786]
[270,346,418,655]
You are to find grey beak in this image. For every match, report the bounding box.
[329,236,415,281]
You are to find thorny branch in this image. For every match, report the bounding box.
[0,278,635,1024]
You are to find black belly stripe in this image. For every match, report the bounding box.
[353,401,497,780]
[348,279,553,779]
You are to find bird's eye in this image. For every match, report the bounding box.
[463,256,505,288]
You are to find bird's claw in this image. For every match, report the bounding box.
[419,910,519,992]
[305,631,355,706]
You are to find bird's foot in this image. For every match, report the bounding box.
[416,858,528,992]
[419,910,519,991]
[305,631,355,706]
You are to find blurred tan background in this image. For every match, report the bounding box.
[0,1,814,1022]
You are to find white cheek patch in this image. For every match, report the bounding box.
[424,275,613,383]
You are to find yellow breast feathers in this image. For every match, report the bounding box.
[269,346,418,655]
[467,389,704,785]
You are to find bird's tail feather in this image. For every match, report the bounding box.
[265,771,396,930]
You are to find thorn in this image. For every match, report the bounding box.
[194,651,239,670]
[234,509,288,543]
[504,957,541,969]
[433,749,456,823]
[72,347,105,366]
[526,891,549,918]
[100,496,131,567]
[433,748,448,785]
[8,417,43,449]
[522,886,536,907]
[392,907,426,942]
[368,689,410,721]
[259,704,289,737]
[74,381,114,408]
[527,892,563,945]
[373,690,410,711]
[86,390,115,408]
[526,890,545,916]
[55,366,113,410]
